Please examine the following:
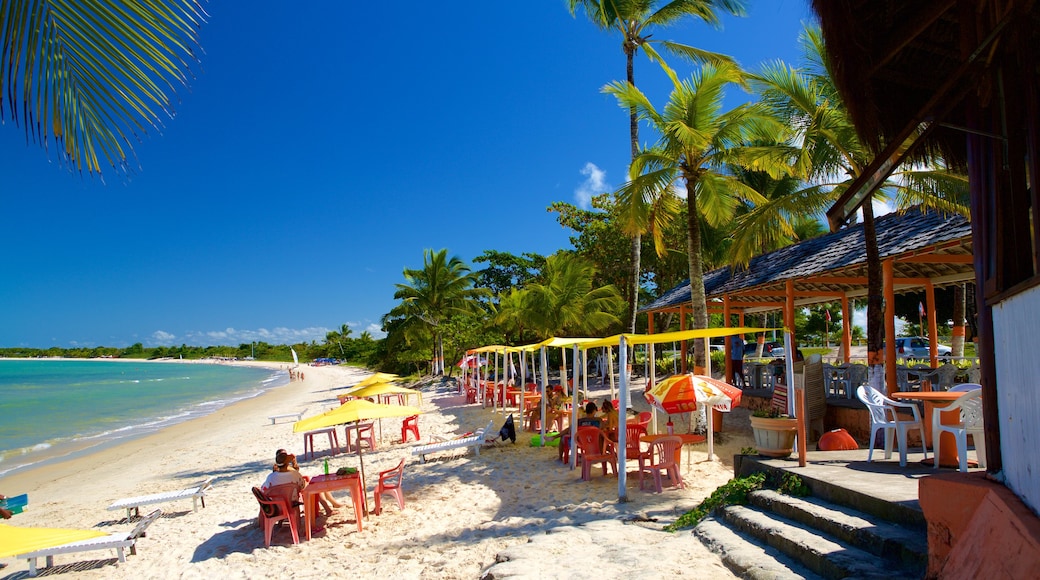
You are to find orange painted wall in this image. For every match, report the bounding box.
[919,472,1040,578]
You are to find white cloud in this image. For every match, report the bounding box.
[365,323,386,339]
[141,322,389,347]
[574,162,609,209]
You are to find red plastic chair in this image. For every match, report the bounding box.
[575,426,617,481]
[373,459,406,515]
[252,484,300,546]
[401,415,420,442]
[623,424,647,461]
[354,421,376,451]
[636,412,652,427]
[638,435,684,493]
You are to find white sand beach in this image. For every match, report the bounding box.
[0,362,756,579]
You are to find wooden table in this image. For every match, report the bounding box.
[301,473,365,538]
[890,390,970,468]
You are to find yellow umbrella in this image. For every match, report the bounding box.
[348,383,422,406]
[293,399,421,503]
[293,399,421,433]
[0,524,106,558]
[355,373,398,388]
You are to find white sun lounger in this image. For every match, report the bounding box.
[267,411,305,424]
[20,508,163,577]
[107,477,213,519]
[411,420,495,463]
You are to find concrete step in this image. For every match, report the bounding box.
[733,455,926,530]
[718,504,921,580]
[692,518,825,580]
[748,490,928,573]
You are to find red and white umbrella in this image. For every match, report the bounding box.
[456,355,486,369]
[645,374,742,460]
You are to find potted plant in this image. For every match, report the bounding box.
[750,408,798,458]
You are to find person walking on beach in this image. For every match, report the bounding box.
[730,334,745,388]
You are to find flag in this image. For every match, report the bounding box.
[918,301,925,318]
[825,309,831,322]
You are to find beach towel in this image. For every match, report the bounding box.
[498,415,516,443]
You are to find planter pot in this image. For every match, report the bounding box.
[750,416,798,458]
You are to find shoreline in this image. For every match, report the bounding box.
[1,364,748,578]
[0,359,308,494]
[0,359,290,479]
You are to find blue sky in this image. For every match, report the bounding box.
[0,1,815,349]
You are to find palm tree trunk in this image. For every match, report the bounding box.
[625,43,640,333]
[685,178,709,371]
[862,203,885,390]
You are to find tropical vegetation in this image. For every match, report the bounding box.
[2,6,973,377]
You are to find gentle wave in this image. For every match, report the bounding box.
[0,362,288,478]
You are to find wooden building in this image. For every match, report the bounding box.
[811,1,1040,576]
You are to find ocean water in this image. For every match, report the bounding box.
[0,359,287,477]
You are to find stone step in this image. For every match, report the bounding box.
[718,504,921,580]
[692,517,825,580]
[748,490,928,572]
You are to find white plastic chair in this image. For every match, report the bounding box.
[948,383,981,392]
[933,388,985,472]
[856,385,928,467]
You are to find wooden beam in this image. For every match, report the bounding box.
[884,259,898,395]
[841,294,852,364]
[896,254,974,264]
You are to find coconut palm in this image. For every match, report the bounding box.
[566,0,747,333]
[387,249,489,375]
[0,0,205,174]
[523,253,624,338]
[606,61,789,370]
[741,25,969,387]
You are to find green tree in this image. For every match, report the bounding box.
[607,61,788,370]
[472,250,544,300]
[743,26,969,384]
[387,249,490,375]
[567,0,747,334]
[523,253,624,338]
[0,0,204,173]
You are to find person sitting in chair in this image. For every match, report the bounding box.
[558,402,601,462]
[600,400,620,437]
[263,449,342,516]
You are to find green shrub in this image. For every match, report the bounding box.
[777,472,811,497]
[665,473,766,531]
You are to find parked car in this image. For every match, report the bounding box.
[743,341,783,357]
[891,336,953,358]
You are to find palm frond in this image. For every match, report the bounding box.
[0,0,205,173]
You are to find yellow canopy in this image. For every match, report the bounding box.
[468,344,510,353]
[347,383,422,405]
[0,524,107,558]
[293,399,421,433]
[354,372,398,388]
[578,327,785,349]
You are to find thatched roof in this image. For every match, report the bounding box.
[811,0,1040,169]
[642,208,972,314]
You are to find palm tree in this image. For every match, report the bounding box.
[606,61,788,370]
[0,0,205,174]
[742,25,969,388]
[523,253,624,338]
[566,0,747,333]
[388,249,489,375]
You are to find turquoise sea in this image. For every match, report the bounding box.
[0,360,287,477]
